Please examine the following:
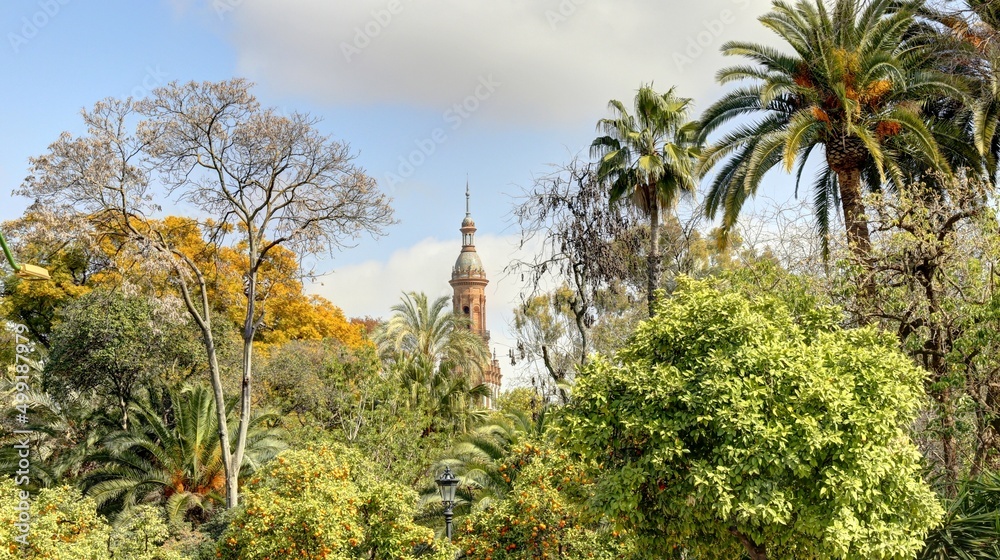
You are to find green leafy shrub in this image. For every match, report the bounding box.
[0,479,110,559]
[109,505,180,559]
[217,444,454,559]
[561,278,944,559]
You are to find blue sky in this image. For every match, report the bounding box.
[2,0,804,386]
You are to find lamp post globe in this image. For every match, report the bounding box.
[435,466,458,540]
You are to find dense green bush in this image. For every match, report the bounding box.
[561,278,944,559]
[216,444,454,559]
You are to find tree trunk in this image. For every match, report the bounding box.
[834,167,871,258]
[729,527,767,560]
[939,389,959,498]
[169,252,237,508]
[119,395,129,431]
[231,269,258,507]
[647,189,660,318]
[541,345,569,405]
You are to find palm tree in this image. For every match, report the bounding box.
[377,292,493,433]
[698,0,966,258]
[395,355,491,435]
[378,291,491,369]
[81,384,285,523]
[918,0,1000,182]
[590,85,701,316]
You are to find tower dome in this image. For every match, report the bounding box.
[448,181,502,409]
[453,250,486,278]
[452,182,485,279]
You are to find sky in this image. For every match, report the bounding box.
[1,0,796,388]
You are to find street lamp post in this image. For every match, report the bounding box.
[0,231,49,281]
[435,466,458,540]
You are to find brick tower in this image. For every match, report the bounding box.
[449,183,502,408]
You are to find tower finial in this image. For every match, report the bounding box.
[465,178,470,216]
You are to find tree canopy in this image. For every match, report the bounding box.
[560,278,943,559]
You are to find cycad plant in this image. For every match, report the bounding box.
[0,376,112,488]
[82,383,285,524]
[920,470,1000,559]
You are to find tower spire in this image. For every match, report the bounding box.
[449,178,502,409]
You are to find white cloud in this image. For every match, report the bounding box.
[224,0,779,126]
[306,232,534,389]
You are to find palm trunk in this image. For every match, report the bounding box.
[834,167,871,257]
[647,191,661,318]
[835,167,876,303]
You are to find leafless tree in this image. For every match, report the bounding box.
[19,79,394,507]
[507,158,640,402]
[846,176,1000,493]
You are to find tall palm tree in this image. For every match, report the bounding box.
[395,355,491,435]
[590,85,701,316]
[698,0,966,258]
[82,384,285,523]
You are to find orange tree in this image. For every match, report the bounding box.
[559,278,942,559]
[452,442,639,560]
[217,444,454,560]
